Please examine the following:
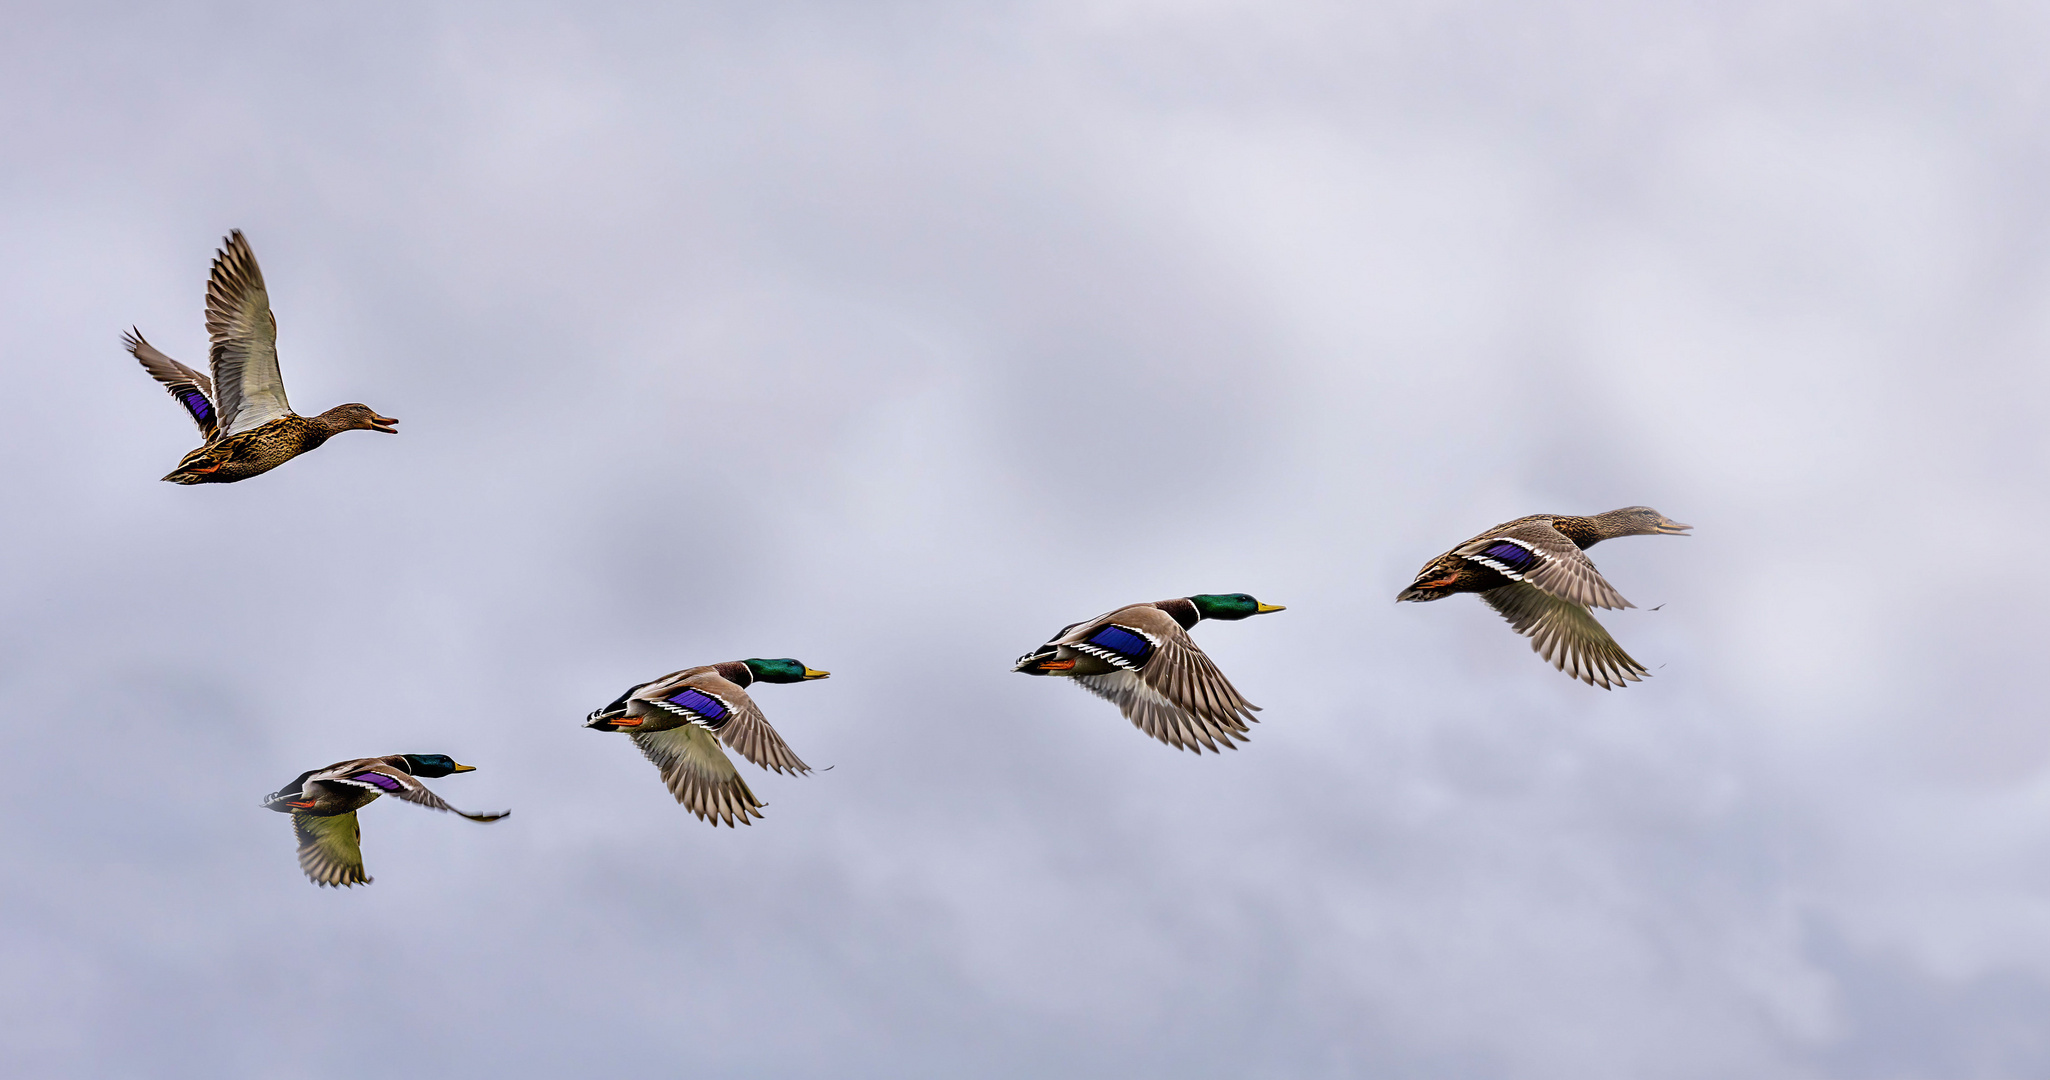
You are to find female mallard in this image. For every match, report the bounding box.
[584,659,829,827]
[260,754,507,887]
[124,230,397,484]
[1397,507,1691,688]
[1013,593,1284,753]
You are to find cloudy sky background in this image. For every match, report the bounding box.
[5,1,2049,1076]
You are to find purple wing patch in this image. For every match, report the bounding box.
[179,390,213,421]
[350,771,404,791]
[1480,541,1541,571]
[665,687,731,724]
[1085,625,1154,666]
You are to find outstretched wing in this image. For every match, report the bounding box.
[204,230,293,436]
[637,672,811,775]
[1480,582,1648,689]
[292,811,369,887]
[717,694,810,775]
[124,329,219,440]
[630,726,766,827]
[1061,605,1262,754]
[1457,521,1632,610]
[320,764,508,822]
[1075,668,1253,754]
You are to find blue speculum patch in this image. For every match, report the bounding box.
[1483,542,1539,569]
[1086,625,1154,665]
[180,391,211,419]
[352,772,402,791]
[666,687,730,723]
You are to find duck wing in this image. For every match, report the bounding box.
[204,230,293,437]
[1480,582,1648,689]
[585,666,702,725]
[1064,605,1261,753]
[713,692,810,776]
[634,671,811,775]
[630,725,766,826]
[317,761,508,822]
[123,329,219,440]
[1457,521,1632,610]
[292,811,369,887]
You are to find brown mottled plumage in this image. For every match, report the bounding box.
[1398,507,1690,688]
[124,231,397,485]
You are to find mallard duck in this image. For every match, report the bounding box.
[1013,593,1284,753]
[260,754,506,887]
[124,230,397,484]
[584,658,829,827]
[1397,507,1691,688]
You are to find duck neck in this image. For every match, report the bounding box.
[308,408,359,440]
[1552,509,1652,548]
[1154,597,1201,629]
[713,661,755,687]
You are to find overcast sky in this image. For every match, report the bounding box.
[5,2,2050,1076]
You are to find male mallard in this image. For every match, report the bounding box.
[124,230,397,484]
[1397,507,1691,688]
[260,753,507,887]
[1013,593,1284,753]
[584,659,829,827]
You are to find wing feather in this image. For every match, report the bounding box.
[1480,582,1648,689]
[717,693,811,775]
[292,811,369,887]
[204,231,292,436]
[124,329,220,440]
[319,762,508,822]
[641,673,811,776]
[1457,521,1631,610]
[1054,604,1263,753]
[630,726,765,827]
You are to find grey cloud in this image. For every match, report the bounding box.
[4,1,2049,1077]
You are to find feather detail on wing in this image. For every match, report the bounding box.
[320,764,507,822]
[631,726,765,827]
[635,672,811,775]
[1457,522,1632,610]
[293,811,369,887]
[124,329,219,440]
[638,671,738,727]
[717,694,810,775]
[1075,670,1254,754]
[1061,606,1262,753]
[1481,582,1648,689]
[204,230,292,436]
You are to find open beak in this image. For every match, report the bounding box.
[802,668,831,680]
[368,414,400,433]
[1255,603,1286,614]
[1655,518,1693,535]
[450,763,476,773]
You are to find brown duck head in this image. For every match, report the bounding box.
[318,403,399,434]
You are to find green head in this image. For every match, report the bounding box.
[400,753,476,778]
[741,658,832,684]
[1189,593,1286,621]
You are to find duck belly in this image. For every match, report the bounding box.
[163,421,322,484]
